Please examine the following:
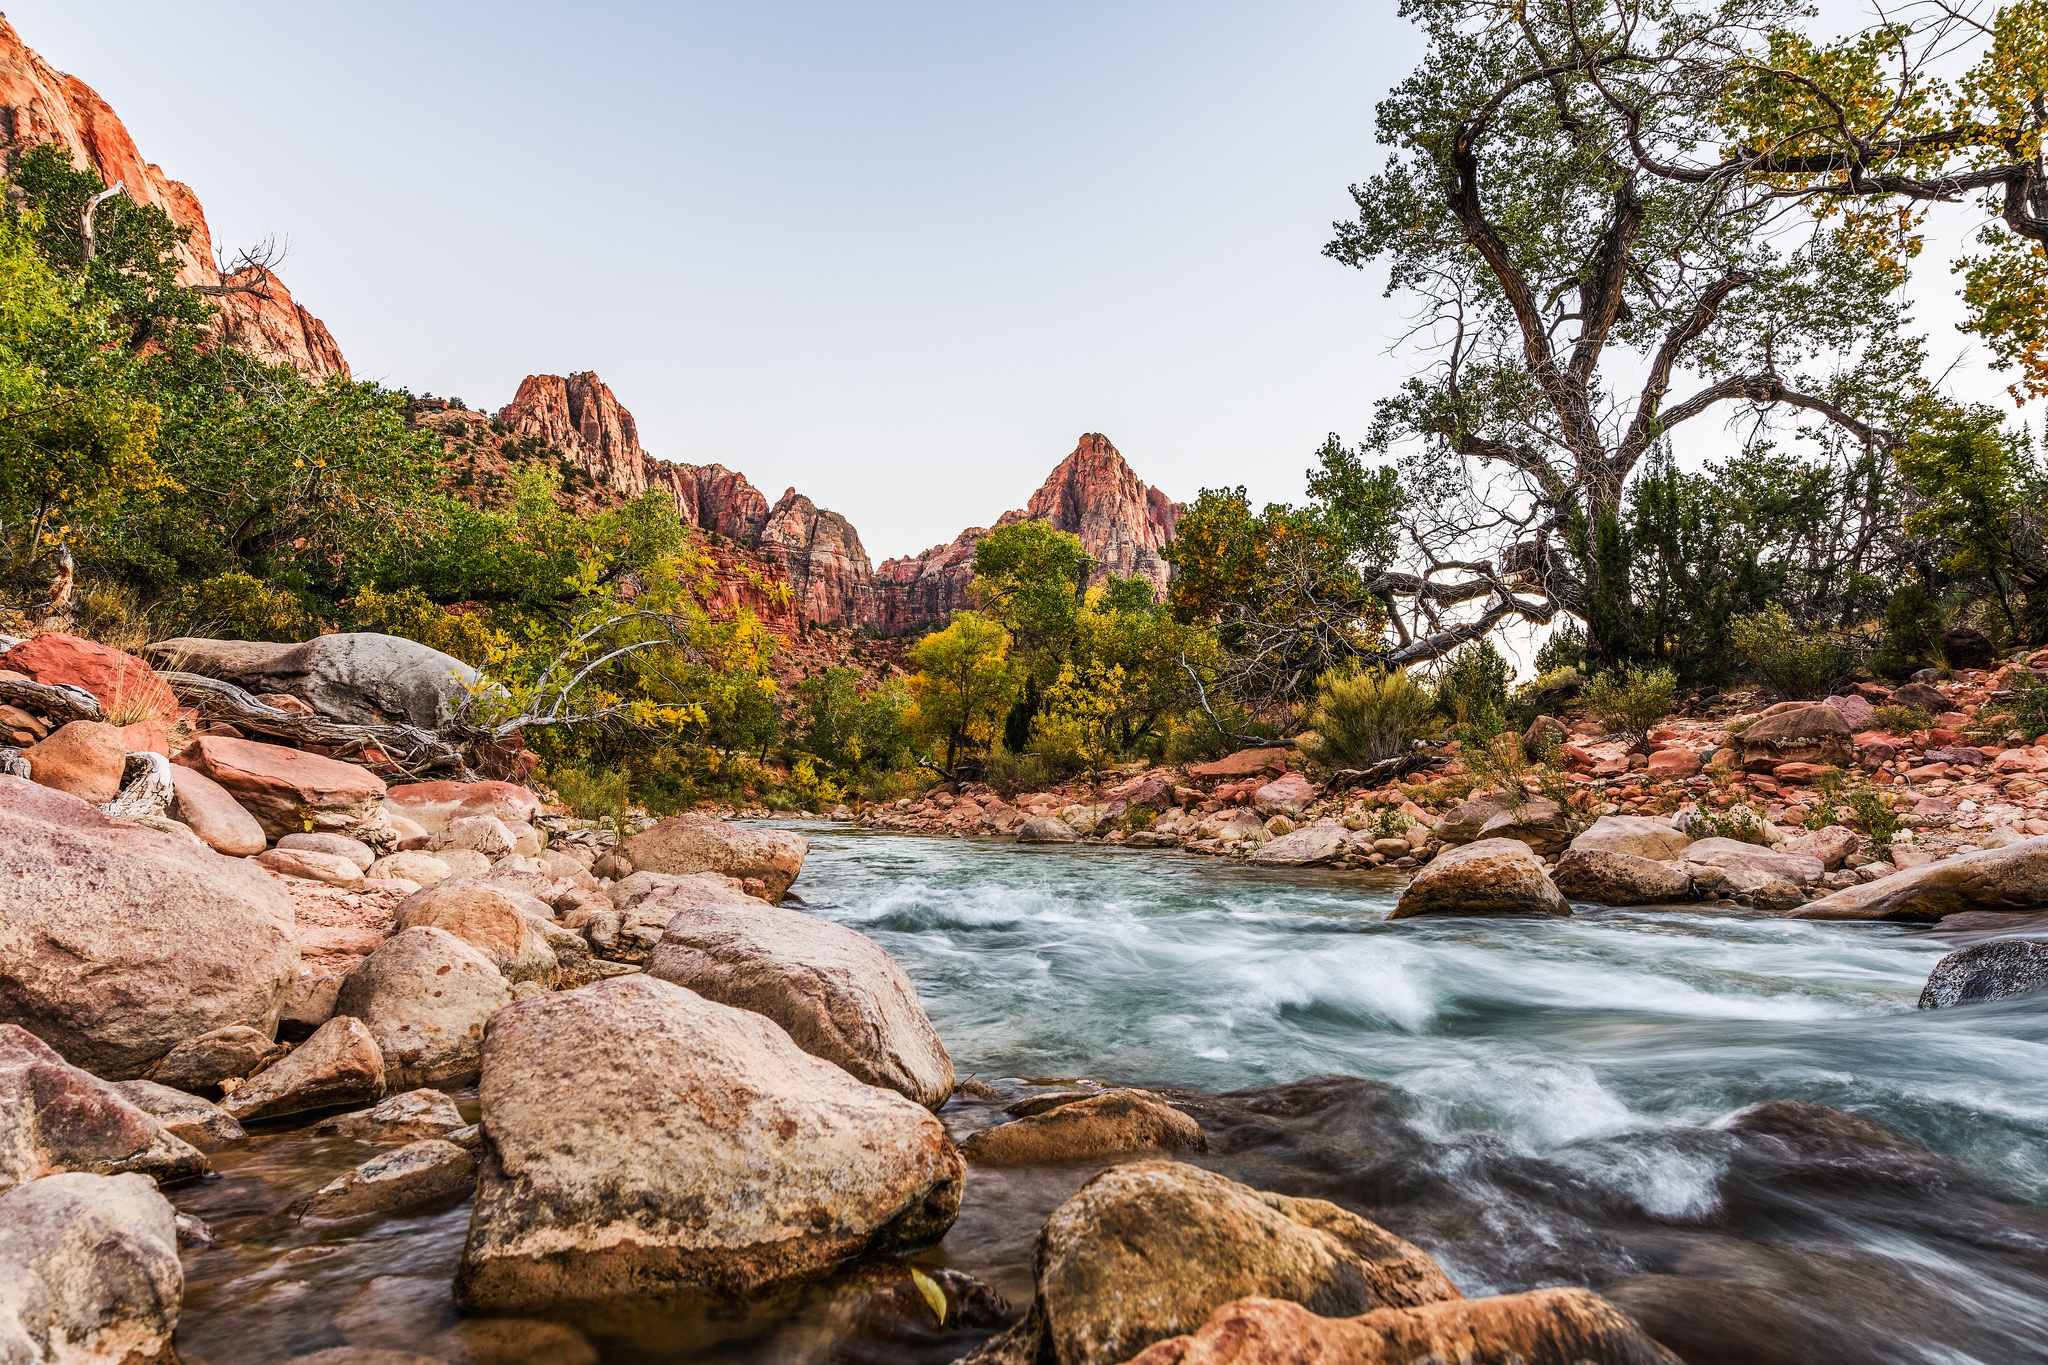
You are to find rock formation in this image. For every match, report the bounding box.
[0,16,348,379]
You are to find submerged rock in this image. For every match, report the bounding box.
[1792,836,2048,921]
[0,1172,184,1365]
[961,1090,1205,1165]
[1917,939,2048,1009]
[1391,838,1570,919]
[312,1087,468,1143]
[455,975,963,1312]
[1,1025,207,1193]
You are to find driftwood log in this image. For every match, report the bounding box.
[0,676,103,725]
[1324,753,1452,792]
[160,671,473,780]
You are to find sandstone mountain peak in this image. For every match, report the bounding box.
[0,16,348,379]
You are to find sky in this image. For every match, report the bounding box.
[9,1,1424,561]
[8,1,2019,567]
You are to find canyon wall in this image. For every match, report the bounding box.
[0,17,348,379]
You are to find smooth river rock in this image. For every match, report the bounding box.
[1433,794,1571,856]
[295,1138,477,1221]
[1552,848,1693,905]
[22,720,128,804]
[1917,939,2048,1008]
[110,1079,246,1149]
[337,929,512,1089]
[1,1025,206,1194]
[312,1087,468,1143]
[1248,824,1347,866]
[961,1089,1205,1164]
[0,776,299,1078]
[0,1172,184,1365]
[146,1023,284,1095]
[1017,816,1080,843]
[1390,838,1570,919]
[1792,836,2048,921]
[220,1015,386,1122]
[166,763,268,857]
[601,813,807,902]
[647,895,954,1109]
[1679,837,1823,910]
[966,1160,1459,1365]
[454,975,964,1311]
[393,881,562,985]
[1569,814,1693,861]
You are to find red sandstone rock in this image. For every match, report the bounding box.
[0,633,175,720]
[1645,748,1700,778]
[1009,432,1179,598]
[1189,749,1290,780]
[174,735,387,839]
[23,721,128,804]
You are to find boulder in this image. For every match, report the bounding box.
[1248,824,1347,867]
[1251,773,1317,818]
[1432,794,1570,855]
[437,848,493,879]
[973,1160,1458,1365]
[311,1087,468,1142]
[145,1024,283,1095]
[1941,625,1995,669]
[1,1025,207,1194]
[961,1090,1204,1164]
[220,1016,386,1122]
[147,632,485,729]
[1391,838,1570,919]
[381,780,544,835]
[433,815,516,858]
[295,1138,477,1221]
[1188,749,1289,780]
[1190,809,1268,843]
[646,894,953,1109]
[1552,849,1693,906]
[0,776,299,1078]
[367,851,453,885]
[1734,704,1854,772]
[173,735,387,839]
[1888,681,1950,713]
[453,975,965,1311]
[1645,747,1700,778]
[335,928,512,1088]
[109,1080,246,1149]
[0,1172,184,1365]
[0,632,176,718]
[280,971,342,1039]
[277,832,377,870]
[1522,714,1568,760]
[1822,692,1877,730]
[166,764,267,857]
[22,721,128,804]
[257,846,365,886]
[1791,836,2048,922]
[1017,817,1080,843]
[1569,815,1692,861]
[602,813,807,902]
[1120,1289,1680,1365]
[392,882,561,985]
[1678,838,1823,909]
[1781,824,1861,870]
[1918,939,2048,1009]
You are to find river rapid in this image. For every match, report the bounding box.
[172,826,2048,1365]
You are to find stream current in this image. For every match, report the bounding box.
[174,826,2048,1364]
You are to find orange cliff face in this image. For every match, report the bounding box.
[0,16,347,379]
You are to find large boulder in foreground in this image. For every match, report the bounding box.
[1734,703,1853,772]
[0,1172,184,1365]
[454,975,964,1312]
[1,1025,206,1194]
[173,734,387,839]
[147,632,485,729]
[968,1160,1458,1365]
[1917,939,2048,1008]
[647,894,953,1109]
[0,777,298,1078]
[1390,838,1569,919]
[1552,849,1693,906]
[601,813,807,902]
[337,929,511,1090]
[1122,1288,1680,1365]
[1792,836,2048,922]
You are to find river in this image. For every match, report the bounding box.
[171,827,2048,1364]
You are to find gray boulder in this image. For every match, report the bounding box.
[1,1025,207,1194]
[1917,940,2048,1008]
[1678,837,1823,910]
[1552,849,1693,906]
[1017,817,1080,843]
[1794,836,2048,922]
[1569,815,1692,861]
[1248,824,1348,866]
[146,632,486,729]
[0,1172,183,1364]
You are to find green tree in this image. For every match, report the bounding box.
[906,612,1022,774]
[1895,409,2045,641]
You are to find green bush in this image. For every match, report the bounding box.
[157,571,317,644]
[1870,580,1947,679]
[1582,662,1678,746]
[1871,704,1934,734]
[985,748,1055,799]
[2004,672,2048,738]
[1730,604,1840,699]
[1312,663,1438,767]
[549,764,631,829]
[1846,787,1902,849]
[1432,638,1511,727]
[1533,619,1587,676]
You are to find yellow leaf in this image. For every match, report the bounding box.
[908,1267,946,1325]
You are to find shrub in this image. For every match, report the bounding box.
[1534,619,1588,676]
[985,748,1054,799]
[1693,804,1765,843]
[158,571,317,643]
[1730,604,1840,699]
[1432,638,1510,727]
[2004,673,2048,738]
[1871,704,1934,734]
[1846,787,1902,849]
[549,764,631,830]
[1582,663,1678,747]
[1870,580,1946,679]
[1312,663,1437,767]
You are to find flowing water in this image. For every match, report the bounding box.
[172,827,2048,1364]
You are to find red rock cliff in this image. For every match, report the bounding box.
[0,16,348,379]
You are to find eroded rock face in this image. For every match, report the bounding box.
[607,814,807,902]
[647,896,954,1109]
[961,1090,1205,1165]
[454,976,964,1311]
[1120,1288,1681,1365]
[149,633,483,730]
[336,929,511,1089]
[1735,704,1854,772]
[974,1160,1458,1365]
[1792,837,2048,922]
[172,735,387,839]
[1570,815,1692,861]
[219,1015,385,1122]
[0,1172,185,1365]
[1391,838,1570,919]
[0,776,298,1078]
[1917,939,2048,1008]
[1553,849,1693,905]
[1,1025,206,1194]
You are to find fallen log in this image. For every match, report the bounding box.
[1324,753,1452,791]
[0,676,104,725]
[159,671,472,780]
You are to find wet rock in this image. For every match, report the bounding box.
[1552,849,1693,905]
[454,975,964,1311]
[646,896,954,1109]
[166,763,267,856]
[291,1351,446,1365]
[1604,1274,1876,1365]
[1678,838,1823,910]
[961,1089,1205,1164]
[1570,814,1692,861]
[22,720,128,803]
[381,780,545,835]
[367,850,453,885]
[1251,773,1316,818]
[277,831,377,870]
[312,1086,468,1142]
[1,1025,207,1193]
[392,881,561,984]
[1391,838,1570,919]
[110,1079,246,1149]
[146,1023,284,1095]
[1433,794,1570,856]
[148,632,486,729]
[257,845,365,886]
[1792,836,2048,921]
[0,1172,183,1364]
[1723,1099,1957,1192]
[1734,704,1854,772]
[173,734,387,839]
[1017,816,1080,843]
[1120,1288,1679,1365]
[220,1015,386,1122]
[0,776,298,1078]
[806,1263,1013,1364]
[429,1318,600,1365]
[601,813,807,902]
[1248,824,1347,867]
[336,928,512,1089]
[968,1160,1458,1365]
[294,1137,477,1220]
[1917,939,2048,1008]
